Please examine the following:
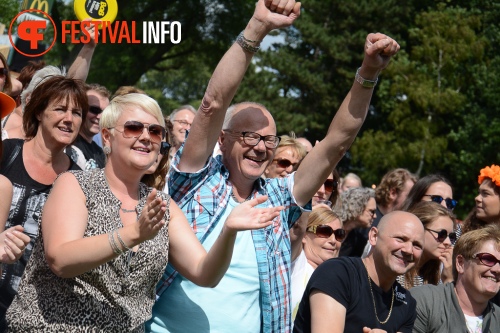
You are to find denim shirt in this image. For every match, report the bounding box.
[155,146,310,333]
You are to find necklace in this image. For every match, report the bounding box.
[230,190,252,203]
[120,207,137,214]
[363,260,395,325]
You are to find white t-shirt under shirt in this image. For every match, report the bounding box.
[291,250,314,323]
[464,314,483,333]
[147,196,261,333]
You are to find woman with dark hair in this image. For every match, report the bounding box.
[462,164,500,233]
[399,201,456,288]
[0,53,12,95]
[0,76,87,324]
[402,174,457,212]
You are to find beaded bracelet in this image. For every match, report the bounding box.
[116,230,131,252]
[236,31,260,53]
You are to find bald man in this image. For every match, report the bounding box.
[294,211,425,333]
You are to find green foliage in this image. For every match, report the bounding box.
[0,0,21,28]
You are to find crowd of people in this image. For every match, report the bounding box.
[0,0,499,332]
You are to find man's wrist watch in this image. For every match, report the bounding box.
[355,68,378,88]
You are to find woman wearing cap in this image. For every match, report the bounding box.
[5,93,282,331]
[0,76,85,327]
[399,201,456,288]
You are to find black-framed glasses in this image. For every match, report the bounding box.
[0,68,8,78]
[89,105,103,115]
[110,120,166,144]
[425,228,457,243]
[324,179,338,193]
[224,130,281,149]
[307,225,346,242]
[472,253,500,267]
[160,141,171,155]
[274,158,299,170]
[172,119,192,127]
[423,195,458,210]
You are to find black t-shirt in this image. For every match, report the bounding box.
[339,228,368,257]
[293,257,416,333]
[0,139,80,319]
[70,135,106,169]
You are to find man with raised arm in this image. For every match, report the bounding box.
[148,0,401,332]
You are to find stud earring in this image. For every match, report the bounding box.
[103,146,111,155]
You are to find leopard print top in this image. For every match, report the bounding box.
[6,169,170,332]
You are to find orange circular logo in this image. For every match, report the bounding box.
[8,9,57,58]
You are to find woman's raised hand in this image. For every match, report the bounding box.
[224,195,283,234]
[135,189,168,242]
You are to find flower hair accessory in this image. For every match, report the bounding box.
[478,164,500,187]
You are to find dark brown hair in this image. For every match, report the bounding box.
[0,53,12,94]
[23,76,88,140]
[141,116,172,190]
[17,60,46,88]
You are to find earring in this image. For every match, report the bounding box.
[103,146,111,155]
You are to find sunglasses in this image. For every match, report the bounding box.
[160,141,171,155]
[89,105,103,115]
[472,253,500,267]
[111,120,166,144]
[423,195,458,210]
[323,179,338,193]
[274,158,299,170]
[307,225,346,242]
[425,228,457,243]
[0,68,8,78]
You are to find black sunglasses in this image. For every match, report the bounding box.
[323,179,338,193]
[425,228,457,243]
[89,105,103,115]
[307,225,346,242]
[0,68,8,78]
[110,120,166,144]
[160,141,171,155]
[274,158,299,170]
[423,195,458,210]
[472,253,500,267]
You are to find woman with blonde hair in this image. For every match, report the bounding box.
[291,207,345,321]
[5,93,281,331]
[399,201,456,288]
[264,133,306,179]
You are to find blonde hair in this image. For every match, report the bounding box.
[307,207,342,228]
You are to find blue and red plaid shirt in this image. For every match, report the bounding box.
[155,146,310,333]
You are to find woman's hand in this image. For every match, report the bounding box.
[440,247,454,283]
[135,189,168,242]
[224,195,283,235]
[0,225,30,264]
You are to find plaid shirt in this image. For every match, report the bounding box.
[155,147,309,333]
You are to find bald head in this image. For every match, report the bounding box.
[377,211,422,235]
[223,102,276,132]
[296,137,313,153]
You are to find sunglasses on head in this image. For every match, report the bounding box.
[0,68,8,78]
[307,225,346,242]
[423,195,458,210]
[111,120,166,144]
[274,158,299,170]
[472,253,500,267]
[425,228,457,243]
[323,179,338,193]
[89,106,103,115]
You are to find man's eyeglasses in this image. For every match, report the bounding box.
[173,120,192,127]
[425,228,457,243]
[89,106,103,115]
[224,130,281,149]
[0,68,8,78]
[307,225,346,242]
[472,253,500,268]
[323,179,338,193]
[110,120,166,144]
[423,195,458,210]
[274,158,299,170]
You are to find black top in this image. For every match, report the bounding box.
[0,139,80,322]
[293,257,416,333]
[70,135,106,169]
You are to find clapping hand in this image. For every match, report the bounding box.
[225,195,283,234]
[0,225,31,264]
[135,189,168,242]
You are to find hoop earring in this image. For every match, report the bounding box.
[103,146,111,155]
